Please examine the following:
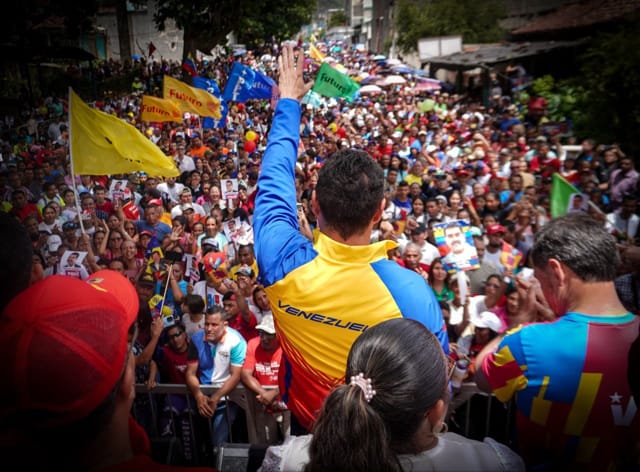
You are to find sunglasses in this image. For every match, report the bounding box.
[168,330,184,339]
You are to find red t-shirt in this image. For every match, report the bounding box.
[227,311,258,341]
[242,336,282,388]
[96,199,114,216]
[156,345,189,384]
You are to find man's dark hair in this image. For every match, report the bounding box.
[206,304,229,321]
[316,149,384,240]
[531,213,619,282]
[184,294,205,314]
[0,213,33,311]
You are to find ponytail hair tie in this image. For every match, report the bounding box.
[350,372,376,402]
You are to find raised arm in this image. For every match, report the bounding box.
[253,45,316,287]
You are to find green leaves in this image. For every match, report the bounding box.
[396,0,506,54]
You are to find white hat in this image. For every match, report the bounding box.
[47,234,62,252]
[471,311,502,333]
[256,315,276,335]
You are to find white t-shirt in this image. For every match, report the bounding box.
[419,241,441,266]
[192,281,225,309]
[606,211,639,240]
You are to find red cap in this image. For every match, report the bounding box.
[486,223,506,235]
[0,271,139,426]
[147,198,163,207]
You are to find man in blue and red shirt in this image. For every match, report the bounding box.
[475,214,639,470]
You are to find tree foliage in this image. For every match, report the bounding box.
[328,10,348,28]
[395,0,506,54]
[570,23,640,154]
[154,0,316,57]
[236,0,316,48]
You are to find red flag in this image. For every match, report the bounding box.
[148,42,157,57]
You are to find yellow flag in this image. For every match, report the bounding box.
[163,75,221,119]
[309,43,325,62]
[140,95,183,123]
[69,88,179,177]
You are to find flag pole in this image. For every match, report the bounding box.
[68,87,86,235]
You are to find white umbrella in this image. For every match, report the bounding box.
[360,85,383,94]
[380,75,407,86]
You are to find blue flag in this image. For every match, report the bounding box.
[222,62,276,103]
[247,69,276,100]
[193,76,228,128]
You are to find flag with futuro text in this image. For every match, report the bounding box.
[193,76,228,129]
[163,75,221,119]
[69,88,179,177]
[222,62,278,103]
[140,95,183,123]
[312,63,360,101]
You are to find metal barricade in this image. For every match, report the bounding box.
[133,383,289,467]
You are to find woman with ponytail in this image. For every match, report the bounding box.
[259,318,523,471]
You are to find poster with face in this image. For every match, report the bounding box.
[567,192,589,214]
[61,250,88,278]
[221,178,238,200]
[433,219,479,274]
[109,179,129,201]
[222,217,253,244]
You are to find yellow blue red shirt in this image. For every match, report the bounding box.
[254,99,449,431]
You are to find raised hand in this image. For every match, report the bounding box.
[277,44,314,103]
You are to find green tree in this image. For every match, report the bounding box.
[328,10,348,28]
[236,0,317,48]
[395,0,506,54]
[154,0,316,58]
[571,23,640,154]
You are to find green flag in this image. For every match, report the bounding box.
[418,98,435,113]
[551,173,579,218]
[312,63,360,100]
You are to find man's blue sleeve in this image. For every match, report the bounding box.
[253,99,317,287]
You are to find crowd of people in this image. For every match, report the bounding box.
[1,39,639,471]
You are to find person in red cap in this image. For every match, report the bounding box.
[483,223,522,278]
[0,271,215,471]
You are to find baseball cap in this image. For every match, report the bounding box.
[0,271,138,426]
[411,223,428,235]
[180,188,192,195]
[62,221,78,231]
[181,203,194,212]
[137,273,155,287]
[47,234,62,252]
[471,311,502,333]
[236,264,255,278]
[147,198,163,207]
[486,223,506,235]
[202,237,219,249]
[139,230,152,238]
[256,315,276,335]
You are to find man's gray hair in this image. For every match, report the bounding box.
[531,213,619,282]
